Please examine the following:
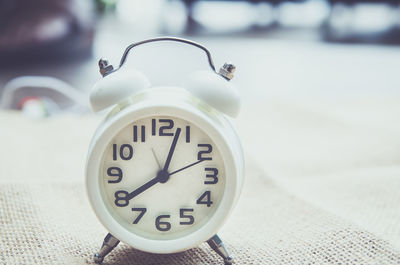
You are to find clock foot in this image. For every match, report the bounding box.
[93,233,120,264]
[207,234,234,265]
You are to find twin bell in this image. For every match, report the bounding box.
[89,59,241,118]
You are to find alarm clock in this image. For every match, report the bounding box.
[85,37,244,264]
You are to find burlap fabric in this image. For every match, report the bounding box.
[1,99,400,264]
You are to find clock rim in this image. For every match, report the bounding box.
[86,94,240,254]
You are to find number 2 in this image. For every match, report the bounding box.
[159,119,174,136]
[197,144,212,160]
[151,119,191,142]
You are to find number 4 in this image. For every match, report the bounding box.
[196,191,213,207]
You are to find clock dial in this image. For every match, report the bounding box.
[101,116,225,240]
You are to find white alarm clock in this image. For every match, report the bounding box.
[85,37,244,264]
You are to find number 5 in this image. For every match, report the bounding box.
[180,208,194,225]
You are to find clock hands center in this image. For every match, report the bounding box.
[126,158,205,201]
[125,128,206,201]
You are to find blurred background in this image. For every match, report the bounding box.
[1,0,400,116]
[2,1,400,262]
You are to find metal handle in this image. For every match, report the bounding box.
[118,37,216,72]
[98,37,235,80]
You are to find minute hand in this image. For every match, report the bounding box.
[163,128,181,171]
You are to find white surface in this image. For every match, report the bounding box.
[0,97,399,263]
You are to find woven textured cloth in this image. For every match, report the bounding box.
[1,99,400,264]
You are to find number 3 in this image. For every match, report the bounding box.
[204,168,218,184]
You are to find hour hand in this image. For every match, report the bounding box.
[126,169,170,201]
[127,176,160,201]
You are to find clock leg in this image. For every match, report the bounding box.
[207,234,234,265]
[93,233,120,264]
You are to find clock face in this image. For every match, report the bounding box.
[100,116,226,240]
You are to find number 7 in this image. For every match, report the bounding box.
[132,207,147,224]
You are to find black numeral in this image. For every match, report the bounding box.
[159,119,174,136]
[155,215,171,231]
[107,167,123,183]
[197,144,212,161]
[114,190,129,207]
[151,119,190,142]
[180,208,194,225]
[113,144,134,160]
[186,126,190,143]
[133,125,146,142]
[152,119,156,136]
[196,191,213,207]
[120,144,133,160]
[132,207,146,224]
[204,168,218,184]
[112,144,117,160]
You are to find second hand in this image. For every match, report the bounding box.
[169,159,205,176]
